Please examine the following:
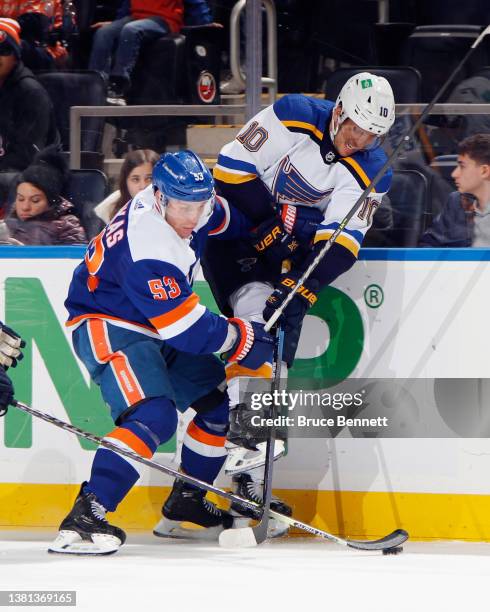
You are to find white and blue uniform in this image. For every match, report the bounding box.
[204,93,392,376]
[211,94,392,285]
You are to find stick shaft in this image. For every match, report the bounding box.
[12,399,406,550]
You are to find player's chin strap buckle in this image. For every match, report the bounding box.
[224,440,286,475]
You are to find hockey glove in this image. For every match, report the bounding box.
[250,216,299,268]
[264,272,319,332]
[0,324,25,369]
[263,273,319,367]
[0,367,14,417]
[279,204,324,246]
[223,318,275,371]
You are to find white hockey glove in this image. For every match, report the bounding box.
[0,324,25,369]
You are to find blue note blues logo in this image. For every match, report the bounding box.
[272,157,332,205]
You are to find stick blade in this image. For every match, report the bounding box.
[219,527,258,548]
[346,528,409,551]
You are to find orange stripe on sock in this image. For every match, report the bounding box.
[187,421,225,447]
[106,427,153,459]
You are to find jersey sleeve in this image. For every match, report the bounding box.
[206,196,253,240]
[213,99,302,223]
[303,161,390,289]
[314,160,390,258]
[122,259,229,354]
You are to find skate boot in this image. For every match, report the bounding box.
[231,472,292,538]
[48,483,126,555]
[153,479,234,541]
[225,403,286,474]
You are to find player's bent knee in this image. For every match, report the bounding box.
[118,396,178,453]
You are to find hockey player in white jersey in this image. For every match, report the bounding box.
[200,72,396,531]
[51,151,275,554]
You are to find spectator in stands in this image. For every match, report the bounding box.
[0,180,20,245]
[94,149,159,223]
[0,1,70,69]
[5,146,87,246]
[0,18,60,172]
[419,134,490,247]
[89,0,212,104]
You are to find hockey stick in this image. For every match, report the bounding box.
[263,24,490,333]
[219,328,286,547]
[253,327,285,542]
[12,399,407,552]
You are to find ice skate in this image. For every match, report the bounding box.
[48,483,126,555]
[230,472,292,538]
[153,479,234,541]
[225,402,286,474]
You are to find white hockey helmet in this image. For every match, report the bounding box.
[335,72,395,138]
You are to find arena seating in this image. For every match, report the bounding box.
[401,25,490,102]
[37,70,107,170]
[324,66,422,103]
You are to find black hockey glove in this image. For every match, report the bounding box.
[0,323,25,370]
[263,272,319,366]
[0,367,14,417]
[250,216,300,268]
[263,272,319,331]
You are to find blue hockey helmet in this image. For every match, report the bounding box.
[152,150,215,203]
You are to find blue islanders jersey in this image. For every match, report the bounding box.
[214,94,392,258]
[65,185,251,354]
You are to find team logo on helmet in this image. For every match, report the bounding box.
[197,71,217,104]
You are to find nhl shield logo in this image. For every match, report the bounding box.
[325,151,336,163]
[197,71,217,104]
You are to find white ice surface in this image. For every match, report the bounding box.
[1,532,489,612]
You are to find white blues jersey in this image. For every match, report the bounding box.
[214,94,392,259]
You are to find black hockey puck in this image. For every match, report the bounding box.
[382,546,403,555]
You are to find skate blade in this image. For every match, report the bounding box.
[230,514,289,539]
[153,518,224,541]
[48,530,121,555]
[224,440,285,475]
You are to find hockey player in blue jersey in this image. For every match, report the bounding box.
[200,72,396,529]
[50,150,275,554]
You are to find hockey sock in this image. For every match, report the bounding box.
[84,397,178,511]
[181,400,228,484]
